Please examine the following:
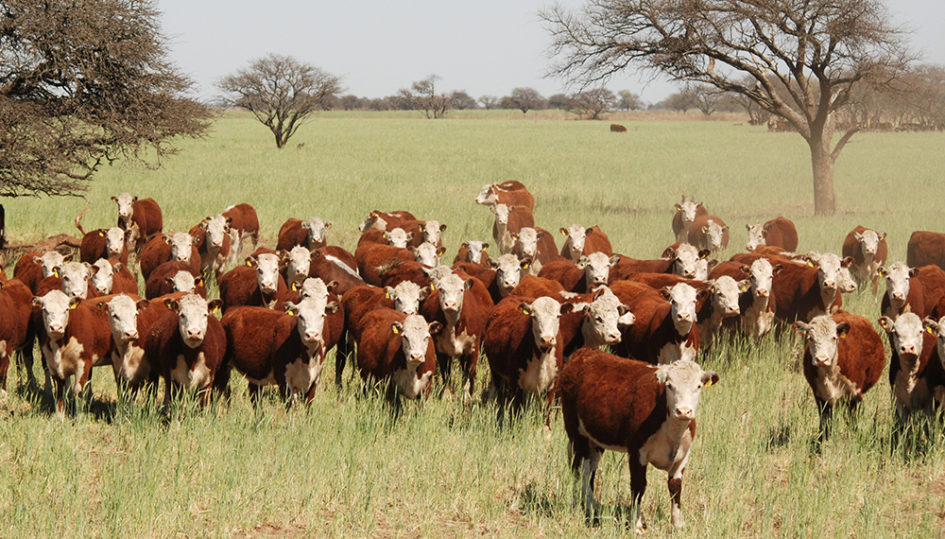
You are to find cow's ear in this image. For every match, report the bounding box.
[841,256,854,268]
[98,230,105,237]
[853,231,863,242]
[878,316,895,332]
[488,259,499,269]
[701,371,720,387]
[698,249,711,260]
[464,278,475,291]
[194,276,204,287]
[165,298,180,312]
[662,247,676,259]
[391,321,403,335]
[284,302,299,316]
[436,246,446,257]
[559,227,568,237]
[246,256,258,268]
[738,279,751,293]
[696,288,709,301]
[609,255,620,266]
[701,226,708,234]
[772,264,784,275]
[325,221,333,229]
[62,253,73,263]
[836,321,851,338]
[162,234,171,244]
[745,224,752,231]
[924,317,940,335]
[384,286,394,299]
[207,299,223,314]
[909,267,919,278]
[879,232,886,240]
[560,302,574,314]
[659,286,672,300]
[482,243,489,250]
[707,259,719,270]
[136,299,151,311]
[438,223,446,232]
[96,301,107,311]
[428,321,443,335]
[674,203,682,212]
[325,280,338,293]
[111,195,118,203]
[793,321,810,336]
[325,301,339,314]
[739,264,751,275]
[519,302,532,316]
[878,266,888,277]
[721,225,729,232]
[31,297,42,308]
[69,297,81,310]
[578,256,589,268]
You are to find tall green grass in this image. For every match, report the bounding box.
[0,113,943,536]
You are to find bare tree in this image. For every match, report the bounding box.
[547,93,574,110]
[569,88,617,119]
[400,76,451,119]
[0,0,210,197]
[450,90,478,110]
[688,85,722,117]
[508,87,546,114]
[617,90,644,111]
[219,54,341,148]
[479,95,499,110]
[543,0,912,215]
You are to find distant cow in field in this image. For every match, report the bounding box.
[690,215,729,253]
[559,350,719,530]
[559,224,613,262]
[842,226,887,293]
[609,123,627,132]
[491,203,536,254]
[138,232,201,282]
[222,203,259,258]
[671,195,708,243]
[357,210,418,233]
[112,193,162,251]
[745,217,798,252]
[277,217,332,251]
[906,231,945,271]
[475,181,535,211]
[794,311,885,435]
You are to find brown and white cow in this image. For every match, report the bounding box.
[112,193,162,252]
[745,217,798,252]
[487,253,532,302]
[309,248,364,295]
[78,226,129,265]
[144,293,226,406]
[355,309,440,400]
[690,215,729,253]
[511,226,559,276]
[920,315,945,408]
[671,195,708,243]
[794,311,885,435]
[90,259,138,296]
[283,246,312,289]
[357,209,418,233]
[613,283,702,364]
[879,262,945,320]
[711,258,781,338]
[145,261,206,299]
[14,250,70,293]
[491,203,536,255]
[879,313,945,417]
[841,226,887,293]
[191,215,231,280]
[539,253,621,294]
[222,203,260,257]
[276,217,332,251]
[219,253,289,312]
[906,231,945,271]
[560,350,719,530]
[557,287,633,357]
[770,253,848,323]
[101,294,163,395]
[411,242,445,268]
[138,232,201,282]
[0,279,36,395]
[559,224,613,262]
[453,241,492,266]
[475,180,535,211]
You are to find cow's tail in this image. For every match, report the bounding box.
[74,204,90,236]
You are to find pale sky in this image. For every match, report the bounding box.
[158,0,945,105]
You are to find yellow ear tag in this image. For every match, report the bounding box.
[430,283,436,292]
[701,226,708,233]
[521,308,531,316]
[69,303,77,310]
[807,260,814,267]
[392,325,399,334]
[246,260,252,266]
[53,269,60,278]
[522,263,529,270]
[287,310,296,317]
[560,230,567,236]
[98,230,105,237]
[927,326,935,335]
[211,305,221,314]
[291,282,298,291]
[840,331,847,339]
[385,291,390,299]
[705,379,713,387]
[418,225,423,232]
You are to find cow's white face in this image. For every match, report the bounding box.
[492,203,510,226]
[923,316,945,370]
[670,243,708,280]
[562,224,586,259]
[882,262,914,309]
[581,252,618,288]
[708,276,743,317]
[423,220,445,245]
[813,253,846,295]
[33,290,78,340]
[493,253,528,295]
[879,313,924,364]
[285,246,311,286]
[748,258,776,298]
[113,192,136,224]
[794,315,850,368]
[664,283,698,335]
[676,200,700,226]
[170,294,218,349]
[167,232,194,263]
[461,241,488,264]
[413,242,440,267]
[104,227,125,258]
[167,271,198,294]
[514,227,540,259]
[522,296,567,352]
[286,296,336,348]
[435,273,470,316]
[475,184,498,206]
[393,314,436,365]
[384,227,409,248]
[251,253,282,295]
[302,217,331,247]
[358,212,386,233]
[854,229,883,257]
[657,360,719,422]
[387,280,425,314]
[90,259,114,296]
[204,215,228,249]
[745,223,766,251]
[582,288,629,346]
[105,295,142,343]
[703,219,728,251]
[838,266,857,293]
[60,261,92,299]
[34,251,67,279]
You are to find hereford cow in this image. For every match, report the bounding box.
[671,195,708,243]
[745,217,798,252]
[559,349,719,530]
[453,241,492,266]
[101,294,164,396]
[355,309,440,400]
[309,248,364,295]
[539,252,619,293]
[222,203,260,257]
[138,232,201,282]
[613,283,702,364]
[609,244,713,282]
[559,225,613,262]
[879,263,945,320]
[0,279,36,395]
[145,261,206,299]
[78,226,129,265]
[920,315,945,408]
[90,259,138,296]
[609,123,627,132]
[475,180,535,211]
[841,226,887,293]
[879,313,945,417]
[190,216,231,280]
[112,193,162,251]
[411,242,445,268]
[276,217,332,251]
[282,246,312,289]
[218,253,290,311]
[766,253,847,324]
[794,311,885,435]
[356,241,416,287]
[357,210,417,233]
[511,275,568,299]
[221,294,340,405]
[906,231,945,271]
[690,215,729,253]
[710,258,781,337]
[512,226,559,275]
[14,250,70,293]
[491,203,535,254]
[487,253,531,302]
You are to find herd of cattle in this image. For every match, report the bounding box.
[3,183,945,529]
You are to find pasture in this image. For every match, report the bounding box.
[1,111,944,536]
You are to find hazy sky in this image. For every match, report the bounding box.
[158,0,945,104]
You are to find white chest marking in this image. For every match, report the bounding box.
[518,348,557,394]
[172,352,211,390]
[393,367,433,399]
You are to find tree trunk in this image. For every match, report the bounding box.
[809,138,836,215]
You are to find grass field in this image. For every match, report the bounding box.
[1,111,944,537]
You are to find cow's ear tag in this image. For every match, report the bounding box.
[705,379,713,387]
[391,324,399,334]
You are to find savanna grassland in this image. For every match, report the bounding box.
[1,111,944,537]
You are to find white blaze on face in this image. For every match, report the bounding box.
[60,262,92,299]
[524,296,564,352]
[666,283,698,336]
[581,252,617,288]
[174,294,212,349]
[514,227,540,258]
[302,217,331,247]
[387,280,424,314]
[114,192,135,224]
[563,224,586,260]
[657,360,719,422]
[795,315,843,368]
[838,266,858,293]
[33,290,77,340]
[299,277,330,303]
[413,242,440,267]
[169,271,197,293]
[204,215,228,249]
[881,313,924,363]
[582,288,627,346]
[90,259,114,295]
[745,223,766,251]
[384,227,409,248]
[394,314,434,365]
[252,253,282,295]
[462,241,488,264]
[749,258,775,298]
[287,296,333,348]
[883,262,912,308]
[854,229,881,257]
[494,253,526,294]
[476,184,498,206]
[492,203,510,226]
[105,295,140,343]
[435,273,468,316]
[423,220,445,245]
[105,227,125,257]
[671,243,704,279]
[35,251,67,278]
[709,276,742,317]
[814,252,844,297]
[677,200,699,227]
[285,246,311,286]
[167,232,194,263]
[703,219,727,251]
